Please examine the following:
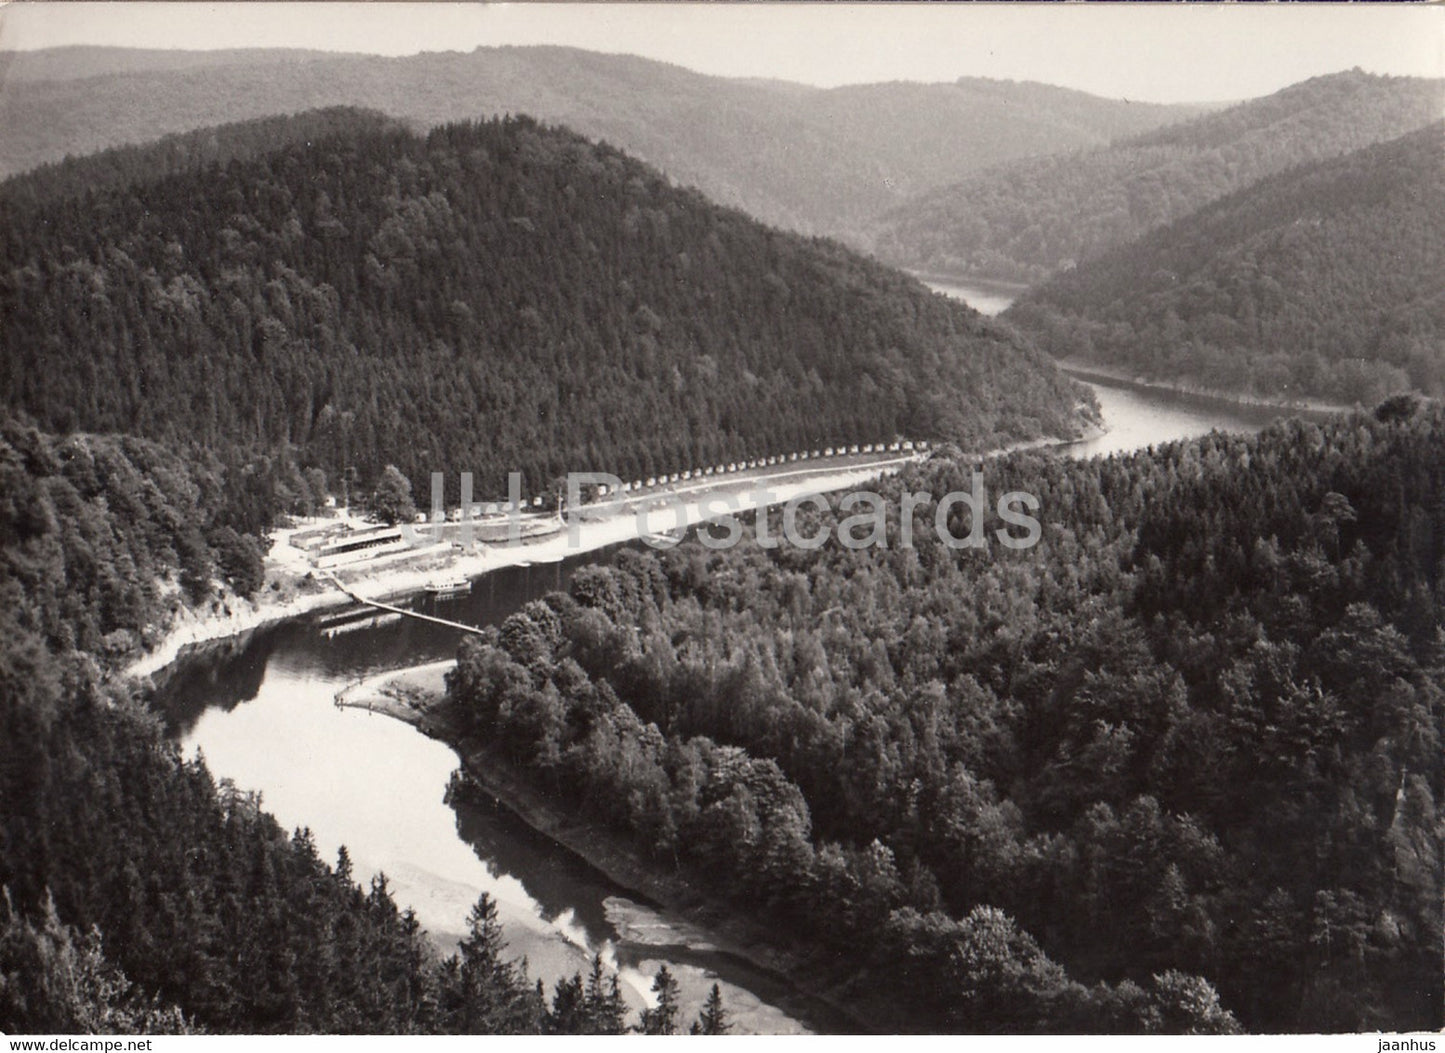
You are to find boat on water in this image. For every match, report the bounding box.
[424,576,472,596]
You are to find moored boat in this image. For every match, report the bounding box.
[424,576,471,596]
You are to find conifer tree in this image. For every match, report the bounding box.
[692,983,729,1035]
[639,965,681,1035]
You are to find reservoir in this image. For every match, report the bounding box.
[154,559,832,1035]
[151,280,1345,1035]
[924,277,1337,457]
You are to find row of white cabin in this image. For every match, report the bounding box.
[418,440,929,523]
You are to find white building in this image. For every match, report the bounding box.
[314,526,409,570]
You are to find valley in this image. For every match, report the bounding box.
[1,20,1440,1038]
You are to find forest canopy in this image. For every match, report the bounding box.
[0,426,713,1036]
[3,68,1441,1037]
[0,111,1088,507]
[445,399,1445,1033]
[1006,124,1445,404]
[872,70,1443,283]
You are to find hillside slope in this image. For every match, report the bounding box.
[0,411,686,1035]
[0,44,364,82]
[1006,123,1445,405]
[873,70,1444,282]
[0,106,408,206]
[0,46,1202,239]
[0,111,1089,506]
[448,401,1445,1032]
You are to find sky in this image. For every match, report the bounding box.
[0,2,1441,104]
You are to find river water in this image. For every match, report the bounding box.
[151,279,1339,1035]
[155,561,834,1034]
[917,274,1025,317]
[923,278,1327,457]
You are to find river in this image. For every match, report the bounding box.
[154,560,836,1034]
[916,273,1027,317]
[924,278,1331,457]
[1060,378,1305,459]
[151,279,1339,1036]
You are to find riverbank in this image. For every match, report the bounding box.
[338,664,881,1034]
[124,456,922,681]
[128,435,1109,684]
[1056,359,1355,417]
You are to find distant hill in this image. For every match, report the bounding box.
[873,70,1444,283]
[1006,123,1445,405]
[0,45,1202,240]
[0,107,409,206]
[0,44,361,82]
[0,111,1089,506]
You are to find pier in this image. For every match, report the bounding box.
[318,570,487,636]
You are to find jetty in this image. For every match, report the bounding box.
[317,570,487,636]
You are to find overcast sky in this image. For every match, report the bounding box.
[1,2,1440,104]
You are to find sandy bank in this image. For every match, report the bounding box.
[334,660,453,724]
[123,459,911,681]
[126,422,1106,686]
[338,665,875,1033]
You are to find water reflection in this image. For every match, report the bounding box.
[917,275,1023,316]
[1063,377,1321,459]
[450,786,634,945]
[148,339,1346,1034]
[151,544,825,1034]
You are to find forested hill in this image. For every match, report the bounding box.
[0,45,363,83]
[451,397,1445,1033]
[0,107,409,207]
[1006,124,1445,406]
[0,414,719,1034]
[0,112,1089,507]
[0,45,1203,239]
[872,70,1444,283]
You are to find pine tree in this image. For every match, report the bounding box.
[639,964,681,1034]
[444,893,537,1034]
[581,953,626,1034]
[545,973,587,1034]
[334,845,353,885]
[692,983,729,1035]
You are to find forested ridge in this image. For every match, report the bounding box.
[0,416,272,660]
[1006,124,1445,405]
[0,45,1204,239]
[0,107,410,208]
[0,111,1087,506]
[872,70,1444,283]
[446,398,1444,1033]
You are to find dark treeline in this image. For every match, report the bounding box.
[0,415,268,659]
[0,111,1085,507]
[1007,124,1445,405]
[446,397,1444,1032]
[0,412,711,1034]
[873,70,1443,283]
[0,108,409,209]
